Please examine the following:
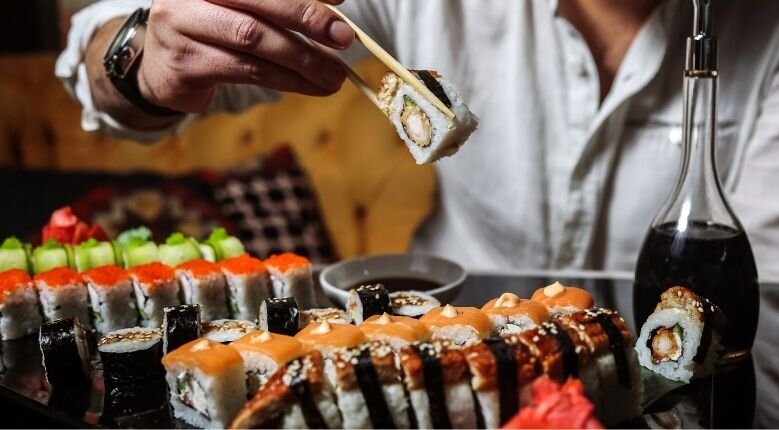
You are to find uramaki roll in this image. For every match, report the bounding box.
[482,293,548,335]
[420,304,491,346]
[530,282,594,316]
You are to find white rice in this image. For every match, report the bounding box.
[131,276,180,328]
[487,313,538,336]
[36,280,92,330]
[267,265,316,310]
[475,390,500,429]
[429,324,483,346]
[636,308,702,383]
[177,270,230,322]
[445,380,478,429]
[222,270,270,322]
[86,277,137,334]
[201,319,257,344]
[165,364,246,429]
[0,283,42,340]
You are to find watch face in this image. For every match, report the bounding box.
[103,8,144,75]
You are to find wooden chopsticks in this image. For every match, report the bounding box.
[325,4,457,119]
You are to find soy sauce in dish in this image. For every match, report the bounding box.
[349,277,442,292]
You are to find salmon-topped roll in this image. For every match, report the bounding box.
[176,259,229,322]
[263,253,316,310]
[82,265,137,334]
[129,262,180,328]
[530,282,594,316]
[162,339,246,429]
[295,321,366,357]
[219,255,270,322]
[231,330,304,396]
[0,269,43,340]
[420,304,492,346]
[359,312,430,350]
[34,267,91,329]
[482,293,549,335]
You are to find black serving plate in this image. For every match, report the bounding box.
[0,272,759,428]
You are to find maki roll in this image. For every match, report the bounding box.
[299,308,348,327]
[162,304,202,355]
[175,259,230,322]
[220,255,270,322]
[331,341,411,429]
[346,284,392,324]
[259,297,300,336]
[636,286,723,383]
[128,262,180,328]
[263,253,316,310]
[530,282,594,316]
[230,351,342,429]
[39,317,91,385]
[82,265,138,333]
[390,290,440,318]
[482,293,549,335]
[295,321,366,358]
[34,267,92,330]
[378,70,478,165]
[359,312,429,350]
[559,308,643,426]
[399,340,478,429]
[420,304,492,346]
[98,327,164,384]
[201,319,258,344]
[0,269,43,340]
[162,339,247,429]
[231,330,304,395]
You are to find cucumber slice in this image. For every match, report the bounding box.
[74,239,117,271]
[159,234,202,267]
[199,244,217,263]
[0,237,31,273]
[74,245,92,272]
[124,242,160,268]
[217,237,245,260]
[33,240,70,274]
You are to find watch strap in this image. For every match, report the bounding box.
[110,59,182,117]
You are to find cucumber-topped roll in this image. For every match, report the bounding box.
[31,239,72,274]
[219,255,270,322]
[39,317,91,386]
[162,304,202,355]
[73,239,118,272]
[378,70,478,165]
[636,286,724,383]
[259,297,300,336]
[264,253,317,310]
[346,284,392,324]
[129,262,180,328]
[115,227,160,269]
[204,228,246,262]
[0,269,43,340]
[82,265,138,333]
[175,259,230,322]
[34,267,92,330]
[159,233,202,267]
[0,237,32,273]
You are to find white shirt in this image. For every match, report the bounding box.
[58,0,779,424]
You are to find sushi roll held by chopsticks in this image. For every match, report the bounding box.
[378,70,479,164]
[0,269,43,340]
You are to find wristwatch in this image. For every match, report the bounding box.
[103,8,180,116]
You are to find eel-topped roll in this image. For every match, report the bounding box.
[378,70,478,165]
[420,304,491,346]
[530,282,594,316]
[482,293,548,335]
[359,313,429,350]
[636,286,723,383]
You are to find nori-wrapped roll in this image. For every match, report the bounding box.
[259,297,299,336]
[39,317,91,386]
[346,284,392,324]
[98,327,164,384]
[162,304,201,355]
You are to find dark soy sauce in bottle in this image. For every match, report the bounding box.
[633,13,759,363]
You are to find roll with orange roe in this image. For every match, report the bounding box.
[129,262,180,328]
[34,267,91,329]
[82,265,137,334]
[263,253,316,310]
[531,282,594,316]
[219,255,270,322]
[175,259,229,322]
[0,269,43,340]
[420,304,492,346]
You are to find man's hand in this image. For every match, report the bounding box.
[138,0,354,112]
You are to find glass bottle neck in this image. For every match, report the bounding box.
[652,72,741,232]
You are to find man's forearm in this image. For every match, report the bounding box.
[85,18,183,132]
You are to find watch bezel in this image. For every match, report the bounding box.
[103,8,148,80]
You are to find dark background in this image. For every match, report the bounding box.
[0,1,60,53]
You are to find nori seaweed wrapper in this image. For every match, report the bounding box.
[99,329,164,385]
[39,317,90,386]
[354,284,392,322]
[260,297,300,337]
[162,305,201,355]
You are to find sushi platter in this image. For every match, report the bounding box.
[0,210,760,428]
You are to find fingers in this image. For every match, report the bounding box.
[168,1,346,91]
[207,0,355,49]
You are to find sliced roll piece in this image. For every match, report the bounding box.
[162,304,202,355]
[175,259,229,322]
[346,284,392,324]
[129,262,180,328]
[530,282,594,316]
[420,304,492,346]
[390,290,440,318]
[98,327,164,385]
[259,297,300,336]
[202,319,258,344]
[82,265,138,333]
[264,253,316,310]
[295,321,366,358]
[34,267,92,330]
[359,312,429,350]
[0,269,43,340]
[162,339,247,429]
[231,330,304,396]
[220,255,270,322]
[230,351,342,429]
[399,340,478,429]
[482,293,548,335]
[300,307,348,326]
[331,341,410,429]
[39,317,91,386]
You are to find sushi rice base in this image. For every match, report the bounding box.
[636,308,702,383]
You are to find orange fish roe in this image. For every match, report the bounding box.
[219,254,266,275]
[264,253,310,273]
[82,265,129,287]
[176,259,221,277]
[130,262,176,287]
[0,269,32,302]
[34,267,82,288]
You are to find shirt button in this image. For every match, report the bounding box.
[669,127,683,146]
